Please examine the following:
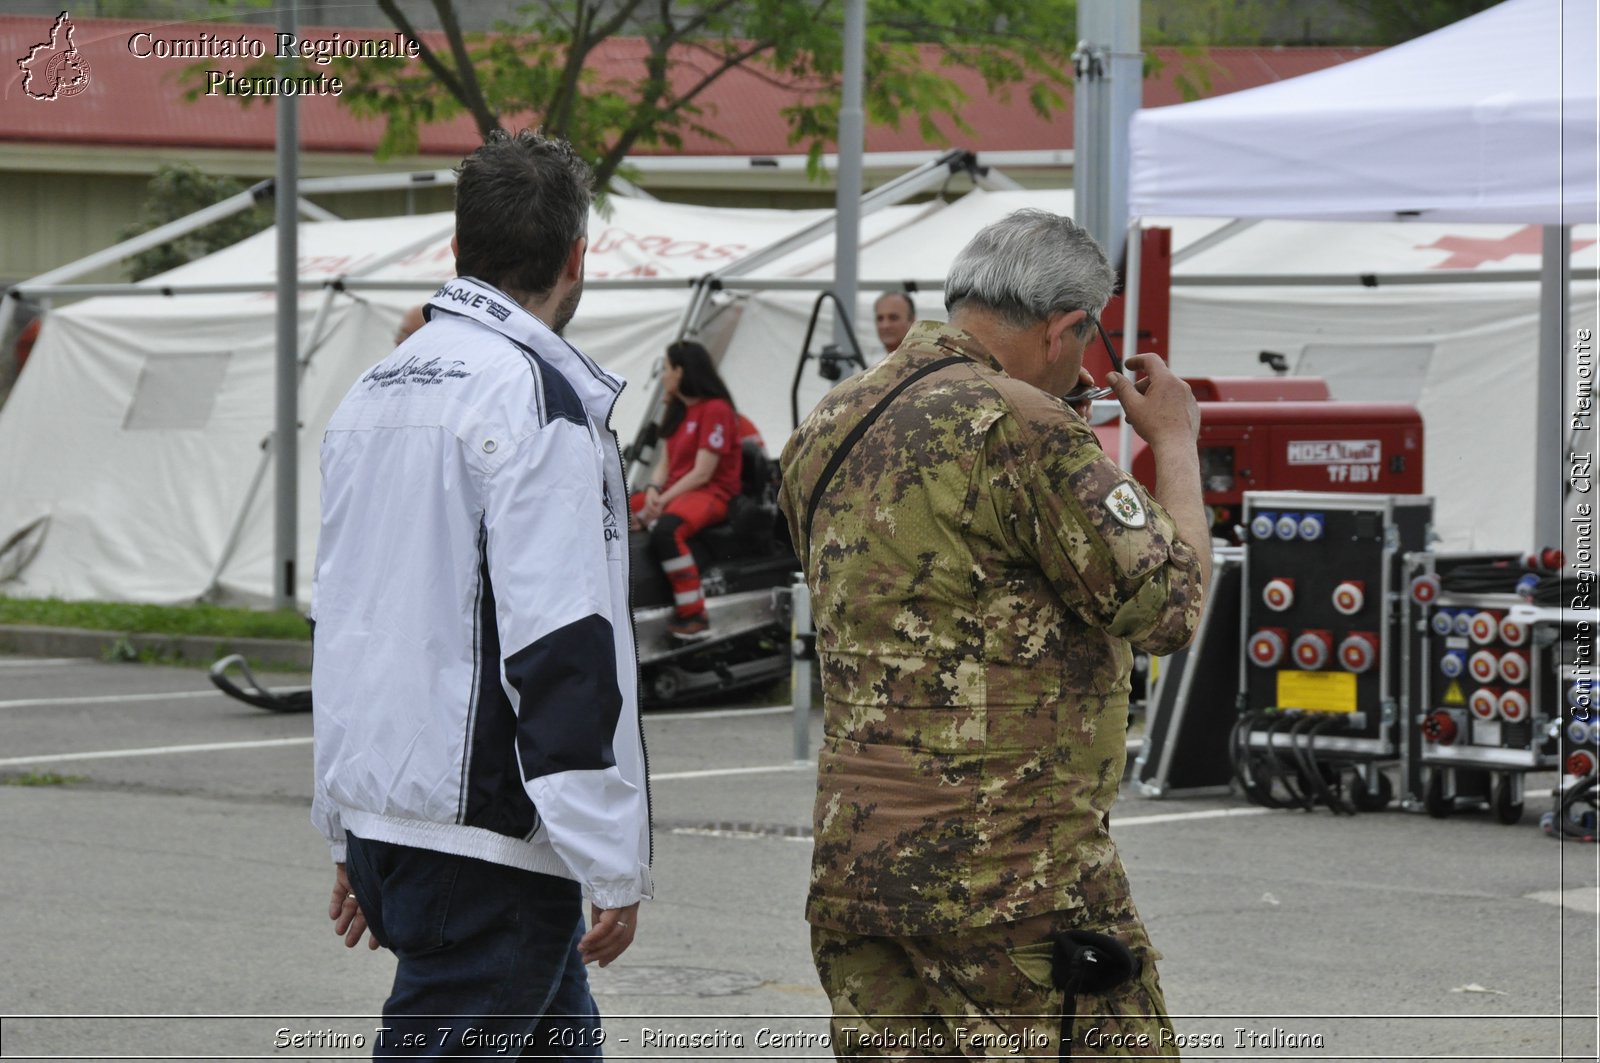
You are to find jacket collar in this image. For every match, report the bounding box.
[898,320,1007,376]
[425,276,626,425]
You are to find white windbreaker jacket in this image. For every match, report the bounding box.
[311,277,653,910]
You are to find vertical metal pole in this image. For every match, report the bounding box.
[1073,2,1108,250]
[1116,217,1142,472]
[1535,225,1570,553]
[833,0,865,352]
[1105,4,1141,268]
[273,0,300,610]
[791,576,813,763]
[1074,0,1140,266]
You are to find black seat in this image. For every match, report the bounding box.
[697,441,777,564]
[739,440,774,504]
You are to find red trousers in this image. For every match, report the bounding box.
[630,488,729,618]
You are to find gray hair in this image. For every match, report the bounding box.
[944,209,1115,337]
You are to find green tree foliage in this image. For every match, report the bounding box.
[119,164,272,282]
[1333,0,1500,45]
[199,0,1081,188]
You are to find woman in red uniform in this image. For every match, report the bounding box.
[632,340,743,640]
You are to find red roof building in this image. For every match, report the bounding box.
[0,11,1375,282]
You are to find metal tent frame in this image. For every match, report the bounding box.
[1,152,1018,601]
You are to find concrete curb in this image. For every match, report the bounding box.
[0,624,311,669]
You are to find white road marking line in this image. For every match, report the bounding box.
[1113,806,1275,827]
[649,705,793,721]
[651,763,810,781]
[0,740,805,778]
[1526,887,1599,913]
[667,800,1278,845]
[0,690,222,710]
[0,658,78,667]
[668,826,813,844]
[0,737,312,767]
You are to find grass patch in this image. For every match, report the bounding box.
[1,772,87,787]
[0,596,310,641]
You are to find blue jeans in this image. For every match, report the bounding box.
[344,832,602,1060]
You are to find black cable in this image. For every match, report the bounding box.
[1286,714,1323,809]
[1263,712,1312,811]
[1234,711,1275,807]
[1228,713,1264,805]
[1231,712,1283,809]
[1290,714,1341,814]
[1227,714,1255,801]
[1313,716,1360,815]
[1438,555,1566,603]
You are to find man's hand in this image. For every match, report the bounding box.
[1107,353,1200,450]
[579,902,638,968]
[329,863,381,951]
[1108,352,1212,598]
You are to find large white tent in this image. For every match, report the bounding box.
[3,184,1594,607]
[1128,0,1597,557]
[1130,0,1596,223]
[0,194,935,606]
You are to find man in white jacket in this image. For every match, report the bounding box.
[311,130,652,1059]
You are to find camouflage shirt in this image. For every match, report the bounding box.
[778,321,1203,937]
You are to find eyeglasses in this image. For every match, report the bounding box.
[1061,316,1124,403]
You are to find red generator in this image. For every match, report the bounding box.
[1094,379,1424,542]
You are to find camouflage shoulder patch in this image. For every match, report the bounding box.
[1104,481,1148,529]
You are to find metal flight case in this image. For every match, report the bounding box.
[1134,546,1242,798]
[1402,555,1581,824]
[1234,492,1433,813]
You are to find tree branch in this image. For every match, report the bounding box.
[429,0,502,139]
[592,32,675,185]
[546,0,590,138]
[375,0,469,103]
[660,0,746,46]
[679,38,811,94]
[590,0,651,47]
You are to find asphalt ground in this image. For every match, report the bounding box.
[0,653,1595,1062]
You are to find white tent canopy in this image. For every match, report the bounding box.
[2,185,1596,605]
[1126,0,1596,561]
[0,193,940,606]
[1129,0,1597,223]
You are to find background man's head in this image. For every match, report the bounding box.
[874,291,916,353]
[944,210,1115,393]
[394,305,427,346]
[453,131,593,333]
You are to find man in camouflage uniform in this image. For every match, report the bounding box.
[778,210,1211,1059]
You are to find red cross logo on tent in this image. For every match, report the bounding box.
[1419,224,1595,269]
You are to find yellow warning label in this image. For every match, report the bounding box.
[1276,671,1359,713]
[1442,680,1465,706]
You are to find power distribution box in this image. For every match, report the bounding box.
[1234,492,1433,811]
[1401,553,1584,823]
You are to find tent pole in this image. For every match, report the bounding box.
[272,0,300,611]
[204,448,275,605]
[207,284,341,602]
[625,277,714,484]
[6,186,271,295]
[1171,219,1259,265]
[297,198,340,222]
[1116,216,1142,473]
[297,286,340,372]
[832,0,865,351]
[1535,225,1570,554]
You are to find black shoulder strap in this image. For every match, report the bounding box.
[803,355,964,564]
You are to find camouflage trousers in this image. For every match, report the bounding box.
[812,913,1178,1060]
